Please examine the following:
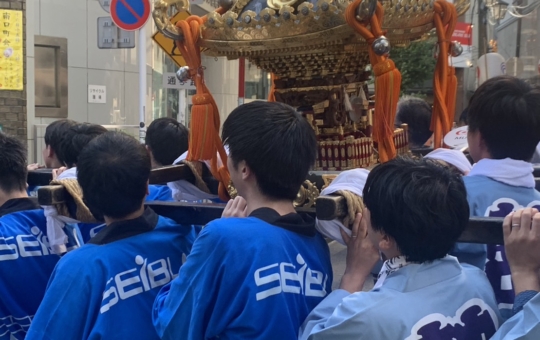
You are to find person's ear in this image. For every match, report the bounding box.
[239,161,251,181]
[378,234,395,252]
[478,133,489,154]
[145,180,150,196]
[46,145,54,158]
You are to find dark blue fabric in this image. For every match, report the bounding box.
[26,216,197,340]
[0,209,63,339]
[147,185,174,202]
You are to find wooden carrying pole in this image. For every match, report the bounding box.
[28,164,219,193]
[36,185,506,245]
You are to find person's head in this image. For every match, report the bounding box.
[43,119,77,168]
[145,118,189,168]
[77,132,151,221]
[362,156,469,263]
[0,133,27,204]
[59,123,108,168]
[467,75,540,162]
[395,97,433,149]
[222,101,317,202]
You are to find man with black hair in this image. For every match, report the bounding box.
[299,157,500,340]
[27,132,196,340]
[0,133,62,339]
[145,117,189,168]
[145,118,189,201]
[395,96,433,149]
[43,123,108,252]
[27,119,77,197]
[57,122,108,169]
[454,76,540,319]
[0,134,39,216]
[153,101,333,339]
[42,119,77,168]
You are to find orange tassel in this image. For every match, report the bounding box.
[268,73,276,102]
[431,0,458,148]
[189,93,217,160]
[174,10,231,201]
[345,2,401,163]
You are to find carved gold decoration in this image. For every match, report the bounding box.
[153,0,470,61]
[294,180,320,208]
[152,0,470,80]
[227,180,238,199]
[251,51,370,79]
[153,0,189,40]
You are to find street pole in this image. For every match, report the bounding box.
[478,1,488,57]
[139,27,146,143]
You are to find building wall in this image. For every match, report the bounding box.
[496,7,540,81]
[0,0,26,144]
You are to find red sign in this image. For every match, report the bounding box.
[452,22,473,46]
[110,0,151,31]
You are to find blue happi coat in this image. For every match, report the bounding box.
[153,208,333,340]
[147,185,174,202]
[26,208,196,340]
[0,199,63,339]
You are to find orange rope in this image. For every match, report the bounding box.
[345,2,401,163]
[431,0,458,148]
[175,9,230,201]
[268,73,276,102]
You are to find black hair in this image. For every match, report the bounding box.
[363,156,469,263]
[222,101,317,201]
[58,123,108,168]
[44,119,77,164]
[395,97,433,148]
[77,132,151,219]
[468,76,540,161]
[145,117,189,166]
[0,133,27,193]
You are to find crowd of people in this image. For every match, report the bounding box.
[0,75,539,339]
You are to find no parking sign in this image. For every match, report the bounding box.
[110,0,151,31]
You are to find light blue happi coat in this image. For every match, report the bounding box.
[299,256,502,340]
[491,292,540,339]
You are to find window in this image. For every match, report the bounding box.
[34,36,68,118]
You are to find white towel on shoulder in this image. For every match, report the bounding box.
[43,167,79,255]
[424,148,472,175]
[316,169,370,245]
[167,147,229,202]
[468,158,535,188]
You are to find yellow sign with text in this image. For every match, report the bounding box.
[0,10,23,90]
[152,11,191,67]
